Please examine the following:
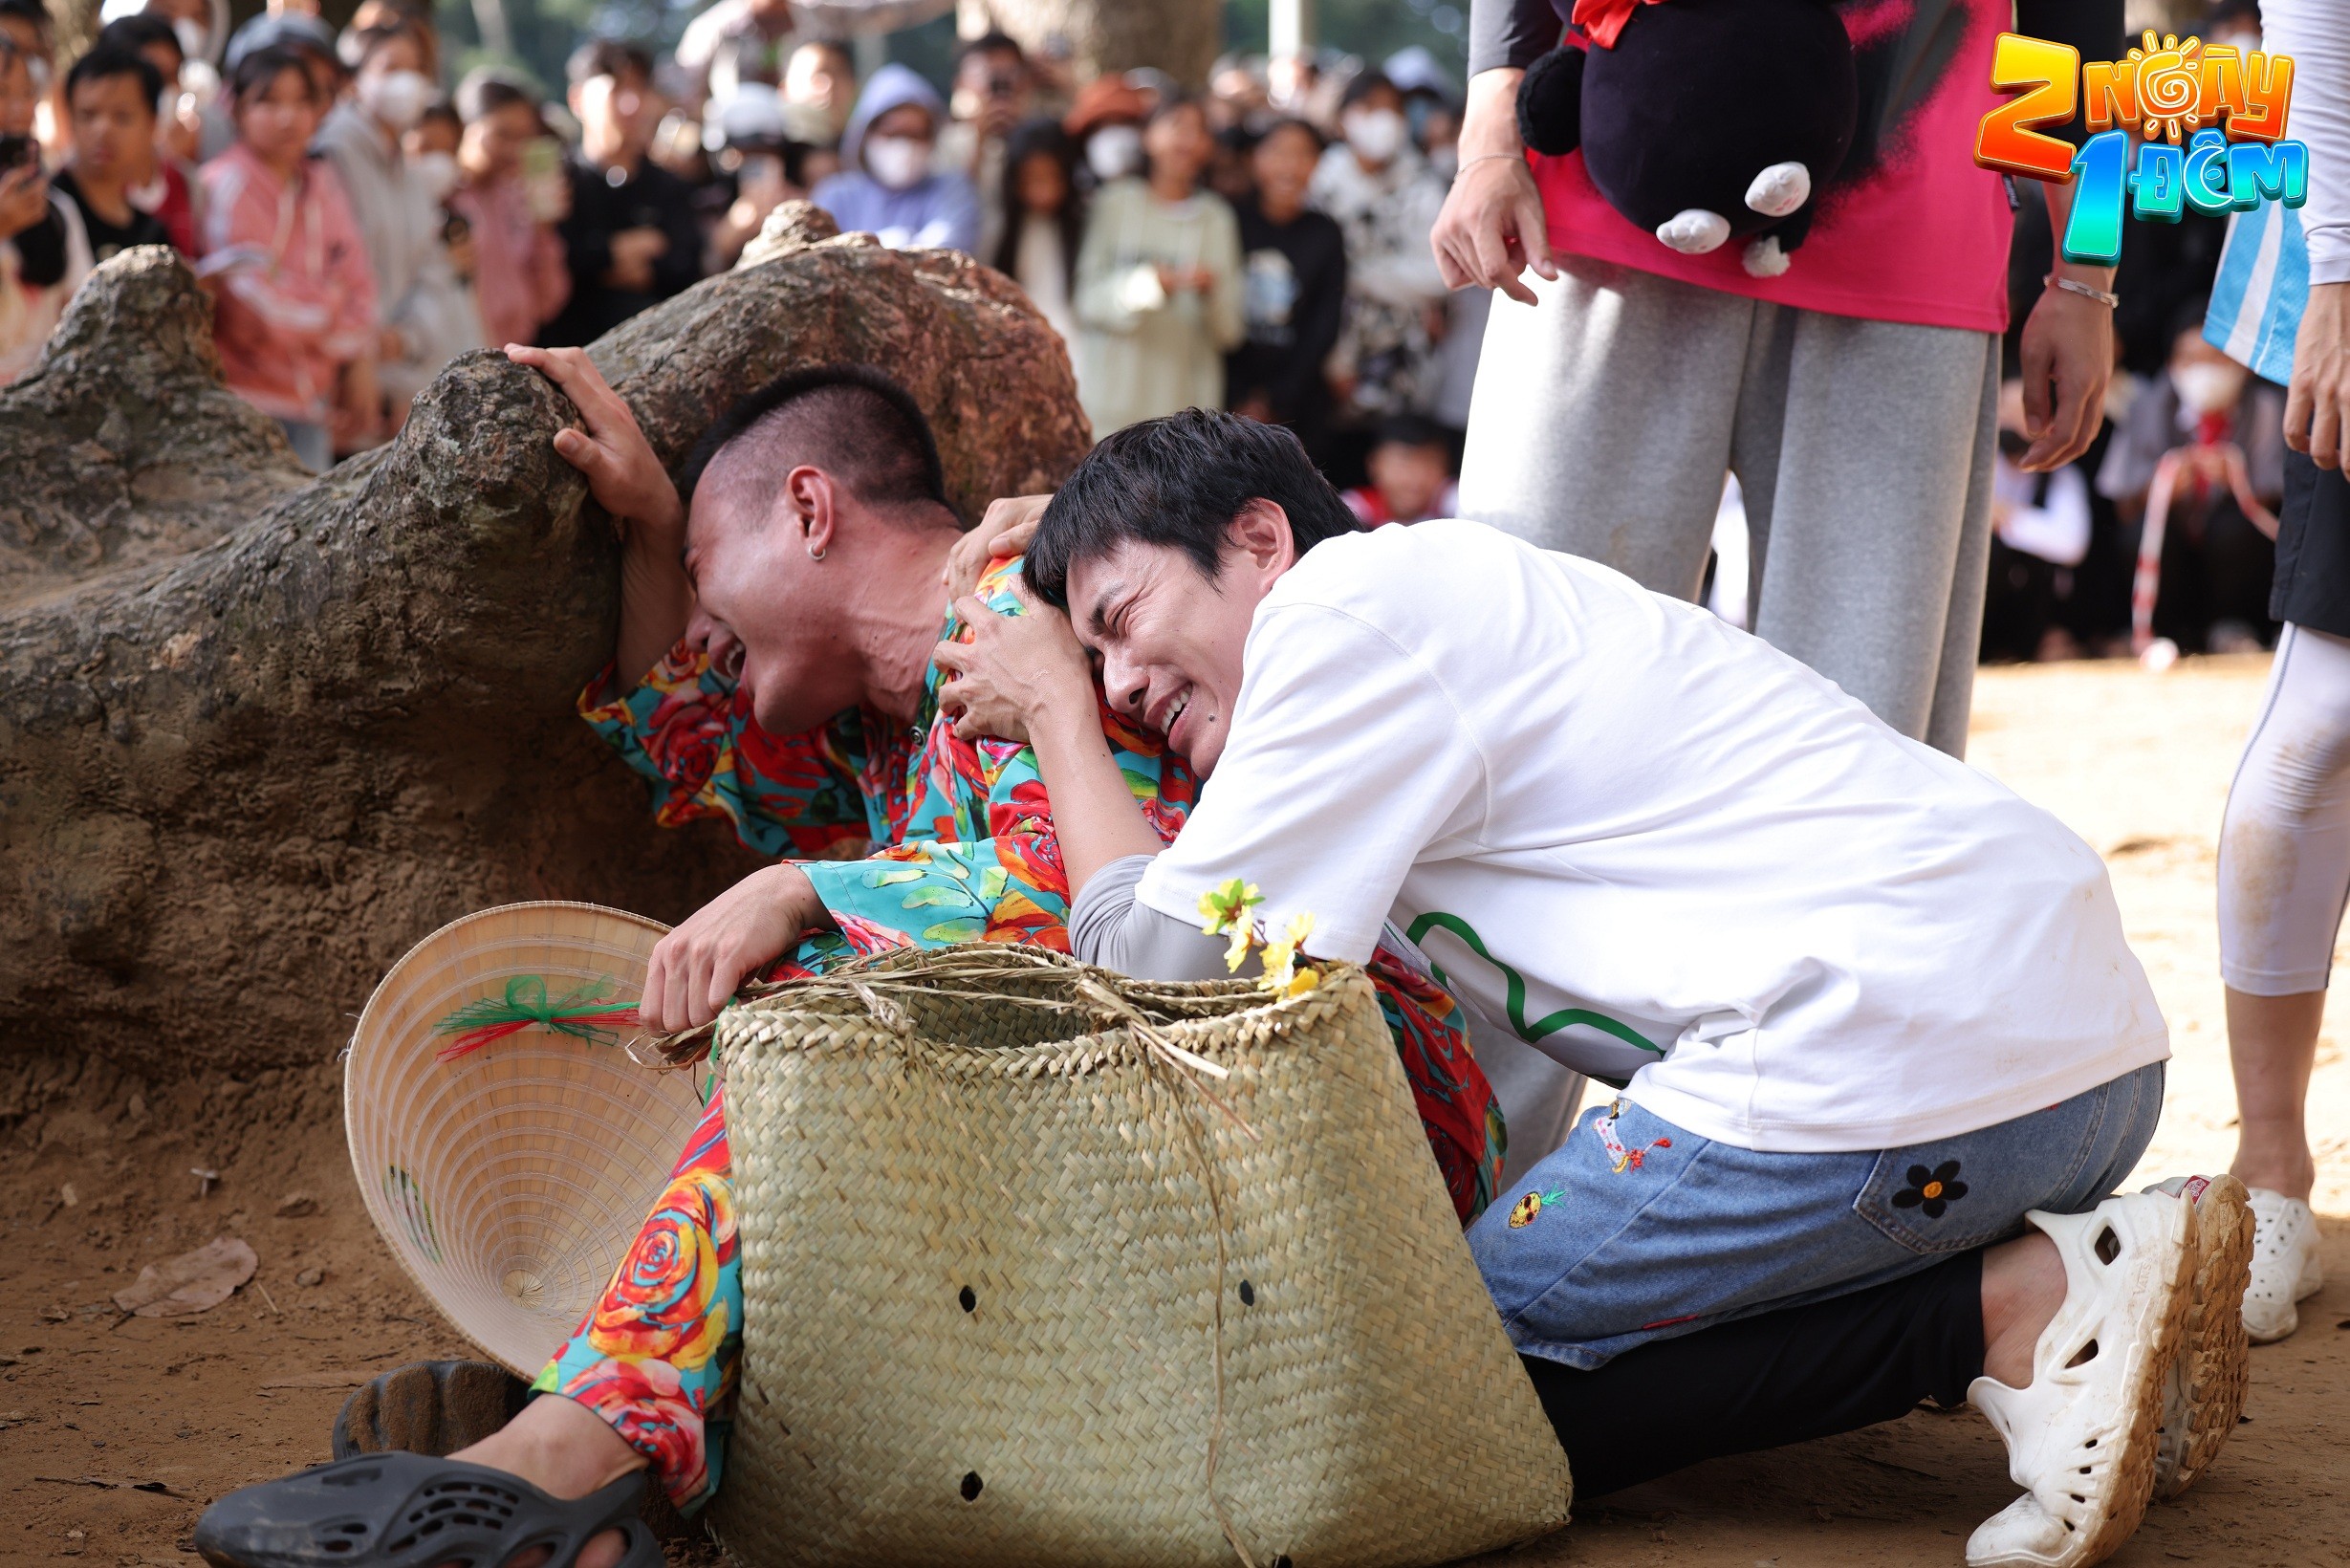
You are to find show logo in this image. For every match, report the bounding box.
[1974,31,2306,265]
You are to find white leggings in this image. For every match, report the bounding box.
[2220,623,2350,995]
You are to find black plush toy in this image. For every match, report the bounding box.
[1516,0,1859,276]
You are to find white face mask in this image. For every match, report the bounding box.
[411,149,460,202]
[1343,106,1407,165]
[1086,122,1142,181]
[2171,362,2246,417]
[863,134,931,190]
[172,17,207,64]
[360,69,432,132]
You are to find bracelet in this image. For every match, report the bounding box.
[1457,152,1526,171]
[2045,273,2120,309]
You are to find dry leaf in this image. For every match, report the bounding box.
[111,1237,257,1318]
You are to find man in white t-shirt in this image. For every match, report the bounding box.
[931,409,2255,1568]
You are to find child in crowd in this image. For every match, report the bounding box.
[199,44,377,473]
[1341,413,1459,526]
[451,70,569,351]
[94,13,199,252]
[45,47,174,265]
[990,117,1079,347]
[1227,117,1344,456]
[1072,94,1243,438]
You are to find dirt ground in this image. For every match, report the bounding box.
[3,655,2345,1568]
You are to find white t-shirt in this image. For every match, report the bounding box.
[1135,520,2168,1153]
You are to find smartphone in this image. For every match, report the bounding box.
[521,136,562,183]
[0,135,35,174]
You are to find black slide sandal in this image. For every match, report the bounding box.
[192,1451,663,1568]
[332,1361,533,1461]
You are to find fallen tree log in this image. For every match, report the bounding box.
[0,208,1092,1074]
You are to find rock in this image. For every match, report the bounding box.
[0,239,1088,1073]
[295,1267,324,1287]
[274,1193,316,1218]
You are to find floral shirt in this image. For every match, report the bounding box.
[580,557,1504,1221]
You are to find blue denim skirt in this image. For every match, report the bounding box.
[1468,1062,2166,1369]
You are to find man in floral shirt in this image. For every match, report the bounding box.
[503,345,1501,1520]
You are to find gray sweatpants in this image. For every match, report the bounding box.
[1457,255,2000,755]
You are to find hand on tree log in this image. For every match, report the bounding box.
[0,209,1091,1072]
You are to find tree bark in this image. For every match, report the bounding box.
[0,211,1092,1077]
[975,0,1226,87]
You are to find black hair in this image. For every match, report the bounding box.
[956,31,1024,67]
[1026,408,1362,607]
[1146,90,1205,128]
[230,44,316,105]
[1340,70,1399,111]
[990,116,1081,285]
[2168,291,2214,350]
[681,363,951,518]
[339,20,422,71]
[455,66,536,123]
[66,44,163,112]
[1373,412,1452,452]
[0,0,48,37]
[418,97,461,134]
[1252,115,1323,156]
[98,14,182,67]
[567,37,653,89]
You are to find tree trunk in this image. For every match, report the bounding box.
[0,208,1092,1078]
[974,0,1225,87]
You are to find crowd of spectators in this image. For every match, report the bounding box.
[0,0,1469,513]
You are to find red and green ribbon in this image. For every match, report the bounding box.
[431,975,640,1062]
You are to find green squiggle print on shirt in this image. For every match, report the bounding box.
[1404,911,1665,1056]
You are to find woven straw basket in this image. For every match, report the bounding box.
[711,944,1571,1568]
[344,902,711,1375]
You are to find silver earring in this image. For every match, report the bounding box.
[809,544,825,561]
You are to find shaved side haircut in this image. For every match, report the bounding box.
[682,364,956,529]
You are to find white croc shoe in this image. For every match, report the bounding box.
[2141,1176,2254,1499]
[1966,1192,2192,1568]
[2242,1187,2323,1343]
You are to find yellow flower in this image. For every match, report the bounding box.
[1258,912,1320,997]
[1197,878,1263,970]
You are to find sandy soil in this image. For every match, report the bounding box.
[3,655,2345,1568]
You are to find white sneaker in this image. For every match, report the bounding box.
[2242,1187,2323,1343]
[2141,1175,2254,1499]
[1966,1192,2192,1568]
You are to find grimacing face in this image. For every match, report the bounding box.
[1061,506,1296,775]
[682,484,865,737]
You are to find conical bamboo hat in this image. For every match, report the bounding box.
[344,902,711,1375]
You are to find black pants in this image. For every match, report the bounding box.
[1521,1251,1985,1497]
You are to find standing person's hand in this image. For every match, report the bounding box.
[606,226,668,291]
[942,493,1052,598]
[2286,281,2350,470]
[0,164,48,239]
[1430,68,1556,307]
[2014,280,2114,472]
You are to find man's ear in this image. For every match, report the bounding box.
[784,464,837,557]
[1227,499,1297,577]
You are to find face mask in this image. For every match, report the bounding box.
[360,69,431,132]
[172,17,207,63]
[1343,107,1407,164]
[2171,362,2245,417]
[863,134,930,189]
[411,148,460,202]
[1086,122,1142,181]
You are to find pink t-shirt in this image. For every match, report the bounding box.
[1533,0,2013,334]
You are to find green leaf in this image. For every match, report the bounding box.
[901,884,970,908]
[976,867,1010,902]
[921,918,987,944]
[864,866,926,886]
